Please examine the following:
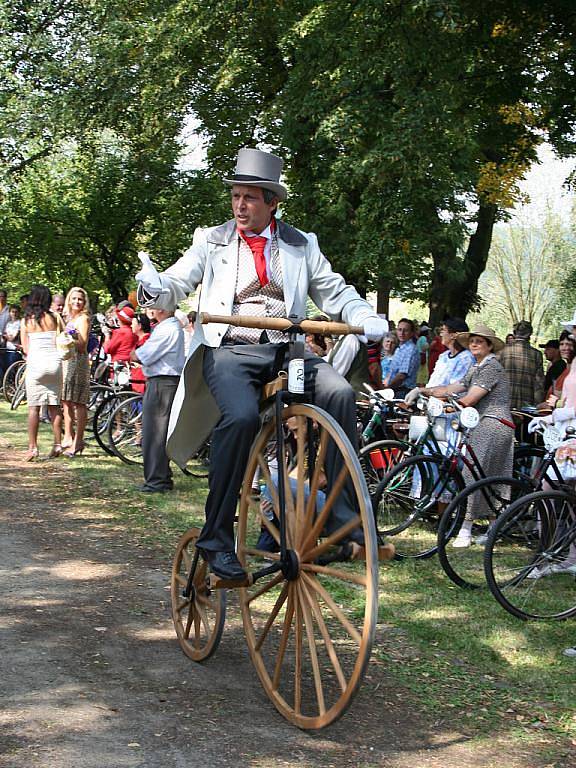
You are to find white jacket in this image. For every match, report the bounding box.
[138,218,378,467]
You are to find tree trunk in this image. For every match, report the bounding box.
[376,278,390,316]
[428,202,498,327]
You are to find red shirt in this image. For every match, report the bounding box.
[130,333,151,393]
[103,325,137,362]
[428,337,447,374]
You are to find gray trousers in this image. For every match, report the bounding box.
[142,375,179,490]
[196,343,358,552]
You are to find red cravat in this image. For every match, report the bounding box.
[247,235,269,287]
[239,221,275,287]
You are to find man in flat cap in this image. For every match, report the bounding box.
[137,148,387,580]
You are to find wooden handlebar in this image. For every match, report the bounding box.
[200,313,364,336]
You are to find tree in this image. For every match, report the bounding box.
[0,130,228,300]
[471,209,576,339]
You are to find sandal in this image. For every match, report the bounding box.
[48,444,63,459]
[64,441,85,458]
[25,448,39,462]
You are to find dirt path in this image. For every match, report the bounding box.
[0,446,566,768]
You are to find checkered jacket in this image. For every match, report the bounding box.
[498,340,545,409]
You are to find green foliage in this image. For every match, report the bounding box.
[0,129,229,300]
[1,0,575,314]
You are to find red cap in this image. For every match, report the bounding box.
[117,306,135,324]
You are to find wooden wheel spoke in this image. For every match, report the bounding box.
[247,573,285,604]
[193,609,202,649]
[301,562,367,586]
[301,571,362,645]
[301,463,351,553]
[272,584,295,690]
[184,601,196,638]
[257,454,281,516]
[297,581,326,715]
[255,581,290,651]
[301,577,347,693]
[294,587,303,715]
[196,601,212,637]
[295,415,307,539]
[243,546,281,560]
[299,427,329,549]
[176,597,191,614]
[302,515,362,562]
[174,573,188,588]
[282,449,296,547]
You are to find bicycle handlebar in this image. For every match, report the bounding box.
[200,313,364,336]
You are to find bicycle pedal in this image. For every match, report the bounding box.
[208,573,253,590]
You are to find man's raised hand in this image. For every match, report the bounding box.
[135,251,168,295]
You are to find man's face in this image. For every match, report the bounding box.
[397,322,413,343]
[544,346,558,362]
[0,291,6,305]
[231,185,277,234]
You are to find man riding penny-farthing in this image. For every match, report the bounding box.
[137,148,390,728]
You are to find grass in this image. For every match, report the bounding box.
[2,400,575,763]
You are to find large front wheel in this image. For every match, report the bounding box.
[237,403,379,730]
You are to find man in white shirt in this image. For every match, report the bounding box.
[132,307,185,493]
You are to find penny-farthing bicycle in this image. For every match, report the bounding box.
[171,315,393,729]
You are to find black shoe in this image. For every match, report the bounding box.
[256,528,280,553]
[201,550,247,581]
[136,484,168,494]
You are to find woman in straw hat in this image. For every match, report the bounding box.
[419,322,514,547]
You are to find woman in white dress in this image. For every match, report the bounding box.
[20,285,63,460]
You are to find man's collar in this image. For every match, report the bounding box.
[208,218,308,247]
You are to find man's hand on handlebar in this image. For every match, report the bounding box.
[362,316,389,341]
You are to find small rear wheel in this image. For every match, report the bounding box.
[171,527,226,660]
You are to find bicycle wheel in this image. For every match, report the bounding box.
[513,443,545,483]
[3,359,25,403]
[372,453,465,559]
[358,439,409,496]
[108,395,143,465]
[237,403,379,729]
[171,527,226,660]
[484,489,576,620]
[437,476,530,589]
[181,439,211,478]
[10,375,27,410]
[92,391,133,455]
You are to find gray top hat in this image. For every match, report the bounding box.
[223,148,287,201]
